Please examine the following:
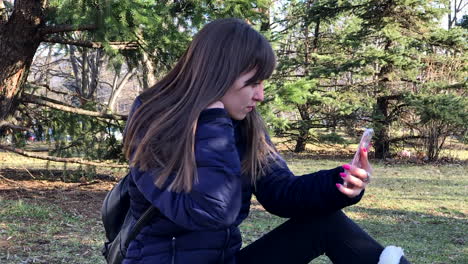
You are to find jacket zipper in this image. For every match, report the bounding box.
[171,237,176,264]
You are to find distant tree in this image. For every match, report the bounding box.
[405,94,467,161]
[266,0,365,152]
[457,14,468,28]
[448,0,467,29]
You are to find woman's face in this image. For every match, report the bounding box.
[221,69,265,120]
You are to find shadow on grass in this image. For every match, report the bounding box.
[0,168,123,182]
[350,205,466,224]
[377,176,462,185]
[0,168,120,219]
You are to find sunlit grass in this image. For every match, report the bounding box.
[241,157,467,264]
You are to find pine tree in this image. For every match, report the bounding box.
[1,0,271,166]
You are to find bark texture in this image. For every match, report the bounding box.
[0,0,47,124]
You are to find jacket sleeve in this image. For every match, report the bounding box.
[254,153,364,218]
[131,108,242,231]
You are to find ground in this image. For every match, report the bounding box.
[0,145,467,263]
[0,169,115,219]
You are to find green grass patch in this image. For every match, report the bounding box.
[239,158,468,263]
[0,199,103,264]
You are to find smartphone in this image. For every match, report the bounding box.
[351,128,374,168]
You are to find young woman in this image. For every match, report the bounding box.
[122,18,410,264]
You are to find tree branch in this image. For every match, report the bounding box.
[388,135,425,144]
[40,24,98,35]
[42,36,138,50]
[0,121,31,132]
[42,36,102,48]
[0,144,127,168]
[27,82,70,96]
[21,93,127,121]
[26,83,110,109]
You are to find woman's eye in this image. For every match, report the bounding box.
[242,82,262,89]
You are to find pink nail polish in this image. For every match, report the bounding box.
[336,183,341,188]
[362,147,367,153]
[342,164,351,170]
[340,172,347,178]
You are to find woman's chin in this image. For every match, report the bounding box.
[229,112,248,120]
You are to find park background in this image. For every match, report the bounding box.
[0,0,466,263]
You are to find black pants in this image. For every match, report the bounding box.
[236,210,410,264]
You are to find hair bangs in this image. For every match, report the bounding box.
[245,36,276,84]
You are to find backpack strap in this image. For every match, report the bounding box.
[126,206,163,246]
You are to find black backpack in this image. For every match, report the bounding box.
[101,172,161,264]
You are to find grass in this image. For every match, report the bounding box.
[0,150,467,263]
[0,199,103,264]
[292,159,466,263]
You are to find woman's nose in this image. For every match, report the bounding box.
[253,84,264,102]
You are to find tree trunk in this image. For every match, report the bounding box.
[108,67,136,113]
[142,50,156,90]
[372,38,396,159]
[0,0,46,133]
[81,49,90,102]
[293,6,317,153]
[294,104,310,153]
[294,132,307,152]
[373,96,391,159]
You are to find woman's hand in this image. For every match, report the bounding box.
[336,147,371,198]
[206,101,224,109]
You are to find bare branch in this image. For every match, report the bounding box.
[0,144,128,168]
[42,36,103,48]
[26,83,108,108]
[39,24,98,35]
[456,0,467,12]
[21,93,127,121]
[0,121,31,131]
[42,36,138,50]
[388,135,425,144]
[28,82,70,96]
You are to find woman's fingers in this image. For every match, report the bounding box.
[336,183,361,198]
[360,147,370,170]
[338,164,369,198]
[337,147,373,198]
[340,172,365,189]
[342,164,368,182]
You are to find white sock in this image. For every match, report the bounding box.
[377,246,405,264]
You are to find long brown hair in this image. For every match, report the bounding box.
[123,18,277,192]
